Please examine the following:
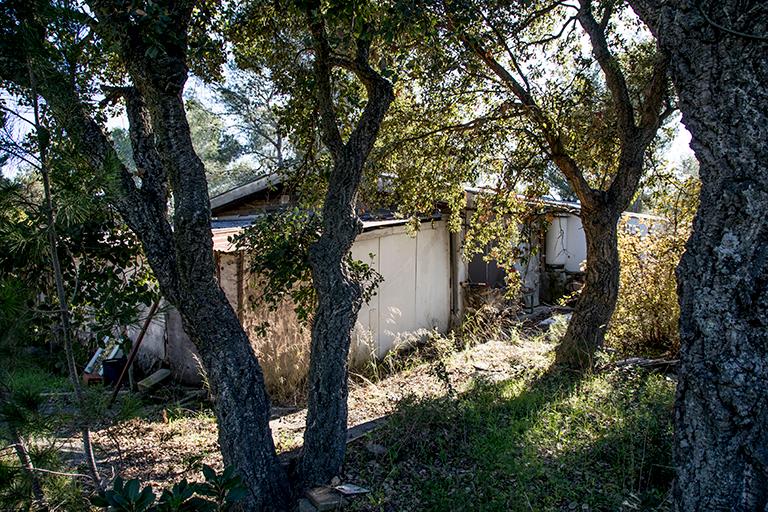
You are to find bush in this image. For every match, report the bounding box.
[91,465,246,512]
[607,176,699,358]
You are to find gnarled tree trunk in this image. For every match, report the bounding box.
[299,160,365,487]
[555,207,620,368]
[121,81,291,511]
[297,5,394,488]
[629,1,768,509]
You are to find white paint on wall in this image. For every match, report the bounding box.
[545,215,569,266]
[351,221,452,360]
[565,215,587,272]
[415,226,451,334]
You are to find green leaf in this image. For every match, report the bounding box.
[125,478,140,500]
[201,464,216,482]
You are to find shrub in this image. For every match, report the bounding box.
[90,465,246,512]
[607,176,699,358]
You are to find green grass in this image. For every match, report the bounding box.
[1,357,70,395]
[346,365,675,511]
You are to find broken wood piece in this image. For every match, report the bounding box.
[345,415,388,444]
[305,487,346,511]
[137,369,171,392]
[280,415,390,463]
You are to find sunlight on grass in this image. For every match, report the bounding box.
[347,356,675,512]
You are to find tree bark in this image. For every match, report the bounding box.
[628,1,768,509]
[555,206,621,368]
[298,6,394,487]
[0,2,293,507]
[123,83,291,511]
[299,158,365,487]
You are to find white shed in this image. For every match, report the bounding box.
[136,217,458,390]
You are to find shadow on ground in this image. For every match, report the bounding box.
[342,358,675,512]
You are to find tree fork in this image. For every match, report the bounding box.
[298,3,394,488]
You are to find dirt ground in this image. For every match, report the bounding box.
[87,331,554,490]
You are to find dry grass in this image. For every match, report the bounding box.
[88,327,537,489]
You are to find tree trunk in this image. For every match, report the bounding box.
[31,81,103,492]
[176,283,291,511]
[11,429,46,509]
[1,3,292,508]
[628,1,768,509]
[299,156,365,487]
[298,8,394,487]
[555,207,621,369]
[139,91,292,510]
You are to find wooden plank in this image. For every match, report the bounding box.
[279,415,389,463]
[305,487,345,511]
[137,369,171,392]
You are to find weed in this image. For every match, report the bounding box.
[346,352,674,512]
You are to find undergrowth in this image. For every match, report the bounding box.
[345,355,675,511]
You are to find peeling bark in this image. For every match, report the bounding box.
[628,1,768,509]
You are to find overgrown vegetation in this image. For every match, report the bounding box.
[346,362,675,511]
[607,173,699,358]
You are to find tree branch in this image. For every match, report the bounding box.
[638,47,670,139]
[305,3,344,159]
[446,10,596,206]
[577,0,637,138]
[343,35,395,160]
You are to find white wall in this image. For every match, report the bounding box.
[544,214,587,273]
[564,214,587,272]
[545,215,569,266]
[545,211,663,274]
[351,221,451,360]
